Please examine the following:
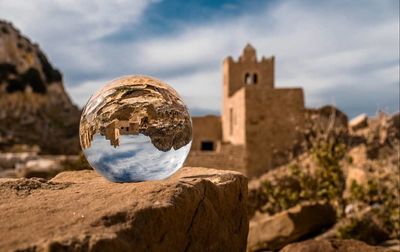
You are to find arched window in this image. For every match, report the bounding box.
[244,73,252,85]
[253,73,258,84]
[244,72,258,85]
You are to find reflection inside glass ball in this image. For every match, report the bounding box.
[79,75,192,182]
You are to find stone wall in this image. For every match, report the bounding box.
[185,143,246,174]
[191,115,222,151]
[245,88,305,177]
[222,88,246,145]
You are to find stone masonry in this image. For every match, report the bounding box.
[185,44,305,178]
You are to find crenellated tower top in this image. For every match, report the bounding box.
[223,44,275,97]
[239,43,257,62]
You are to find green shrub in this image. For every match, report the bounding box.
[261,138,346,215]
[336,213,389,245]
[348,179,399,239]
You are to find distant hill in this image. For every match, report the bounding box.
[0,20,80,154]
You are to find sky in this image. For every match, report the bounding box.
[84,134,191,182]
[0,0,399,118]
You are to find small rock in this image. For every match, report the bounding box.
[247,202,336,251]
[350,114,369,131]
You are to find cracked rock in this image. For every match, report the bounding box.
[0,167,248,251]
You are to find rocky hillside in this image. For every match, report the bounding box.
[247,111,399,251]
[0,20,80,154]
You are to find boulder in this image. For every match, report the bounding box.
[0,167,248,251]
[281,239,391,252]
[247,202,336,251]
[306,105,348,131]
[350,114,369,131]
[363,112,399,159]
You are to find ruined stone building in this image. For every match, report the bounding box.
[80,120,141,149]
[185,44,305,178]
[102,120,140,148]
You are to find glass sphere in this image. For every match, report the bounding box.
[79,75,192,182]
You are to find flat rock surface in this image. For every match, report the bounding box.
[0,167,248,252]
[248,202,336,251]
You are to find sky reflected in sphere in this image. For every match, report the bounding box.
[84,134,191,182]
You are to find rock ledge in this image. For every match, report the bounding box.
[0,167,248,252]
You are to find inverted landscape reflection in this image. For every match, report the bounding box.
[79,76,193,182]
[84,133,192,182]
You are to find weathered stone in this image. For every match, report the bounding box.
[350,114,369,131]
[0,167,248,252]
[281,239,391,252]
[247,202,336,251]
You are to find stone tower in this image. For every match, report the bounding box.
[222,44,305,177]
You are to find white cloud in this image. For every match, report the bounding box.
[0,0,152,79]
[125,1,398,116]
[84,134,191,182]
[68,79,105,108]
[0,0,150,42]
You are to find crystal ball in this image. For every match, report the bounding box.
[79,75,192,182]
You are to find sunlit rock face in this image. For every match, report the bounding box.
[79,75,192,182]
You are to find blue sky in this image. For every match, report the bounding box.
[0,0,399,118]
[84,133,191,182]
